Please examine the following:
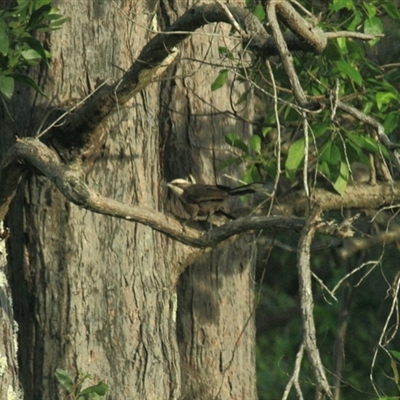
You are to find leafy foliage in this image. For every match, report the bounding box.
[215,0,400,196]
[212,0,400,399]
[55,368,109,400]
[0,0,67,100]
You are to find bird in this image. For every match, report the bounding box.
[166,177,260,224]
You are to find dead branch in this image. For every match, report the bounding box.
[297,206,333,399]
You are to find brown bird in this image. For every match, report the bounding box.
[166,178,259,222]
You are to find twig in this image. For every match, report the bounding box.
[370,271,400,397]
[36,80,110,138]
[325,31,384,40]
[216,0,249,40]
[267,0,308,106]
[281,342,305,400]
[331,260,379,294]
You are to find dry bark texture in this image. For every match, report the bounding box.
[2,1,257,399]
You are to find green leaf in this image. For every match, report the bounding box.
[11,73,47,97]
[375,91,398,110]
[236,91,248,105]
[335,60,362,85]
[21,49,42,60]
[22,35,50,64]
[79,382,108,396]
[333,161,349,195]
[381,2,400,20]
[218,46,234,60]
[346,132,388,158]
[0,19,9,56]
[312,124,329,139]
[211,69,228,91]
[285,138,304,181]
[249,135,261,155]
[261,126,272,137]
[29,4,52,28]
[254,4,266,21]
[346,9,362,31]
[320,141,341,164]
[243,164,261,183]
[225,133,248,155]
[0,75,14,99]
[346,140,371,166]
[331,0,354,11]
[390,350,400,361]
[383,111,399,134]
[364,16,383,46]
[55,368,74,393]
[318,161,330,177]
[363,2,376,18]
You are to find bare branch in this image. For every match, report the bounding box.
[267,0,308,107]
[216,1,249,40]
[325,31,384,40]
[281,343,305,400]
[297,206,333,399]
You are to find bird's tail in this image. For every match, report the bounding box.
[227,182,266,196]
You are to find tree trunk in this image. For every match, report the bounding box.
[1,1,257,399]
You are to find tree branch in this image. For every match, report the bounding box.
[2,138,306,247]
[275,183,400,216]
[297,206,333,399]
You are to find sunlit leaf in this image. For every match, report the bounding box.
[333,161,349,195]
[376,91,398,110]
[331,0,354,11]
[254,4,266,21]
[364,16,383,46]
[249,135,261,155]
[285,138,304,181]
[390,350,400,361]
[21,49,42,60]
[363,2,376,18]
[22,35,50,64]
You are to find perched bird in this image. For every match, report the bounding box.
[166,177,259,223]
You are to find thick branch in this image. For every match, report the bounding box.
[53,4,271,149]
[50,2,335,151]
[275,183,400,216]
[3,138,306,248]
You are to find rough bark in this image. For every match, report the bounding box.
[1,1,258,399]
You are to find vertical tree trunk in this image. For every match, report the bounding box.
[1,1,258,399]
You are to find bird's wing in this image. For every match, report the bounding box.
[184,185,228,204]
